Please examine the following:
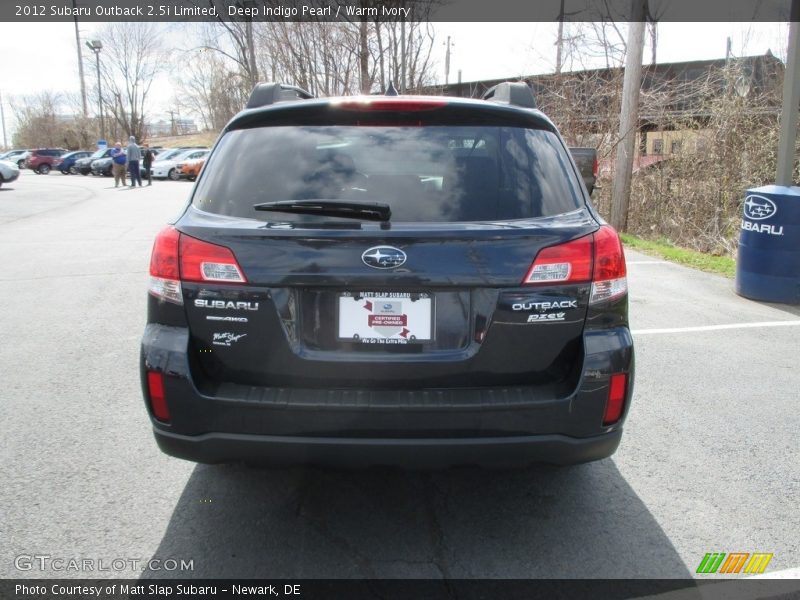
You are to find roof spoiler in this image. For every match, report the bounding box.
[246,82,315,109]
[482,81,536,109]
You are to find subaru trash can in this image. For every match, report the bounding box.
[736,185,800,304]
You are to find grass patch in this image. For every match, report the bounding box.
[620,233,736,278]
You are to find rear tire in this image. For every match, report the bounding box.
[168,168,179,181]
[69,166,78,175]
[38,164,51,175]
[17,160,24,169]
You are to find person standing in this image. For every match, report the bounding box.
[142,144,154,186]
[110,142,127,188]
[127,136,143,187]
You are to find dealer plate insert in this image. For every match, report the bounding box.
[338,292,434,344]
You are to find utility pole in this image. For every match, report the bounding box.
[86,40,104,140]
[555,0,565,74]
[610,1,647,232]
[0,89,7,149]
[400,20,406,93]
[777,0,800,186]
[444,36,453,87]
[72,0,87,117]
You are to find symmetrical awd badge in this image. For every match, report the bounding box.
[362,246,407,269]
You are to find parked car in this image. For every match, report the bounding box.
[0,159,20,188]
[91,156,114,177]
[0,149,30,169]
[150,148,209,181]
[58,150,93,175]
[176,150,210,181]
[25,148,67,174]
[75,148,112,175]
[141,82,633,468]
[568,147,598,195]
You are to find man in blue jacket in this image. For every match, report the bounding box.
[110,142,126,188]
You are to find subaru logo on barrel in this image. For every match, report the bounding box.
[744,195,778,221]
[362,246,407,269]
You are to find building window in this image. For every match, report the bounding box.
[671,140,682,154]
[653,139,664,155]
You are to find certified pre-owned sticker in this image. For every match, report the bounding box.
[212,332,247,347]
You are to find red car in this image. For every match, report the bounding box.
[25,148,67,174]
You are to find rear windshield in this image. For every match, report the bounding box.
[193,125,583,223]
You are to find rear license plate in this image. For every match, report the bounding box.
[338,292,433,344]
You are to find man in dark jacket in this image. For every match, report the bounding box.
[127,136,143,187]
[142,144,154,186]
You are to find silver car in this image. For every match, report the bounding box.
[0,159,21,188]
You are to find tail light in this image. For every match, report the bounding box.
[146,370,170,422]
[148,226,246,305]
[523,234,592,284]
[522,225,627,305]
[590,225,627,304]
[592,157,599,179]
[603,373,627,425]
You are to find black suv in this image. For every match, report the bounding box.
[140,82,634,468]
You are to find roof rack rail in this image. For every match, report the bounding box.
[246,82,315,109]
[482,81,536,109]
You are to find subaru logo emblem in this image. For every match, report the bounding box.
[362,246,406,269]
[744,195,777,221]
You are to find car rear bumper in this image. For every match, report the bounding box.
[153,427,622,468]
[141,324,634,467]
[2,170,19,183]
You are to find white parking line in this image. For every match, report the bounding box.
[632,321,800,335]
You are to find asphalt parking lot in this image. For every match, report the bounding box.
[1,170,798,581]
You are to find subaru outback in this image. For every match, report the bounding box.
[140,82,634,468]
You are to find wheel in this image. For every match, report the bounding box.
[17,160,24,169]
[38,164,51,175]
[81,170,89,176]
[69,166,78,175]
[168,168,179,181]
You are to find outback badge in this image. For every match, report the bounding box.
[362,246,407,269]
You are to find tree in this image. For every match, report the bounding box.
[95,22,165,141]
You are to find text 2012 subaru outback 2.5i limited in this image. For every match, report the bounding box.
[140,82,634,468]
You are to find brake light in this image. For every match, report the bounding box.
[523,234,592,285]
[592,157,599,178]
[603,373,627,425]
[148,226,182,304]
[590,225,627,305]
[522,225,627,303]
[336,98,448,111]
[146,371,170,422]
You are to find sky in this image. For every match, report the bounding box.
[0,20,788,144]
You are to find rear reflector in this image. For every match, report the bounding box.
[603,373,627,425]
[146,371,170,422]
[180,234,247,284]
[523,234,592,285]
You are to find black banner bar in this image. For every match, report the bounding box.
[0,0,796,23]
[3,579,800,600]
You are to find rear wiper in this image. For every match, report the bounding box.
[254,200,391,223]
